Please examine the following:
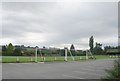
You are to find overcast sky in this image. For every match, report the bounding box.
[2,2,118,50]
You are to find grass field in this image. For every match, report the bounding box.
[1,55,119,63]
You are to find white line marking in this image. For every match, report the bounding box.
[62,74,85,79]
[74,71,104,76]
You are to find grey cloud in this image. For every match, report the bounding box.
[2,2,118,49]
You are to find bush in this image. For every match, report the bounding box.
[102,60,120,81]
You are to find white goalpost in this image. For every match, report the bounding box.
[86,50,95,60]
[35,47,38,63]
[68,50,75,61]
[64,48,75,62]
[86,50,89,60]
[65,48,67,61]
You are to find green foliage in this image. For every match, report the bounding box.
[70,44,75,50]
[14,47,22,56]
[76,51,85,56]
[104,46,119,55]
[70,50,76,56]
[70,44,76,56]
[89,36,94,53]
[2,45,7,55]
[23,48,35,56]
[93,42,104,55]
[2,45,7,51]
[59,49,65,56]
[2,42,118,57]
[102,60,120,81]
[41,49,49,55]
[6,43,14,56]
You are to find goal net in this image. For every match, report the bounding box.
[86,50,96,60]
[64,48,75,61]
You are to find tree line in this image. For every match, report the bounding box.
[2,43,85,56]
[2,36,119,56]
[89,36,119,55]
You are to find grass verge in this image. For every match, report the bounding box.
[1,55,118,63]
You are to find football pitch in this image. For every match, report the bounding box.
[1,55,118,63]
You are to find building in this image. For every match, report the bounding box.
[106,49,120,55]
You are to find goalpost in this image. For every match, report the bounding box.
[86,50,95,60]
[64,48,75,62]
[68,50,75,61]
[65,48,67,61]
[35,47,95,62]
[35,47,38,63]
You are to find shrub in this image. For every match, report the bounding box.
[102,60,120,81]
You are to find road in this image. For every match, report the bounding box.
[2,59,116,79]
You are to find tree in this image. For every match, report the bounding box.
[60,49,65,56]
[2,45,7,51]
[89,36,94,53]
[6,43,14,56]
[93,42,103,55]
[2,45,7,55]
[104,46,119,55]
[14,47,22,56]
[70,44,75,50]
[43,46,46,49]
[118,46,120,53]
[70,44,76,56]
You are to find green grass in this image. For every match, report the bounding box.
[1,55,118,63]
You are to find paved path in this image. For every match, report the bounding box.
[2,59,116,79]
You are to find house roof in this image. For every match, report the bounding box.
[106,49,119,53]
